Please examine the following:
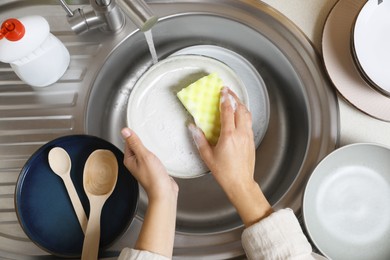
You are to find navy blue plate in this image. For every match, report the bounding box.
[15,135,139,257]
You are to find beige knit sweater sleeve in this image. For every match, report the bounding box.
[241,208,326,260]
[118,209,326,260]
[118,248,170,260]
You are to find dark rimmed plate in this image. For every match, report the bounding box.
[15,135,139,258]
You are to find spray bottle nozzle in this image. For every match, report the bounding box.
[0,18,25,41]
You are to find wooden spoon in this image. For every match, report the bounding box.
[81,149,118,260]
[48,147,88,234]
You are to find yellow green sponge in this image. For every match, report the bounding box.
[177,73,223,145]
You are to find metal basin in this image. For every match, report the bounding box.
[86,0,339,258]
[0,0,338,259]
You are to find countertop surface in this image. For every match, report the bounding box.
[261,0,390,147]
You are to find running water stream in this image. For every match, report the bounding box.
[144,30,158,64]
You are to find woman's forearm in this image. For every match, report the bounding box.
[227,181,273,227]
[135,195,177,258]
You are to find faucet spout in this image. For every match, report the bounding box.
[119,0,158,32]
[58,0,157,34]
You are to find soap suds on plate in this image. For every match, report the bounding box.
[127,55,248,178]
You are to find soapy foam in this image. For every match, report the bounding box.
[129,68,209,177]
[127,56,248,178]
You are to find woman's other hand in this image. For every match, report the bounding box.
[121,128,178,258]
[121,128,178,201]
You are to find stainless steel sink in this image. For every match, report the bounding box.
[0,0,339,259]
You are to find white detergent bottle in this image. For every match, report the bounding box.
[0,15,70,87]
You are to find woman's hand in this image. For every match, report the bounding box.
[121,128,178,201]
[121,128,178,258]
[189,87,273,227]
[189,87,255,194]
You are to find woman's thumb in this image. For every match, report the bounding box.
[121,128,145,156]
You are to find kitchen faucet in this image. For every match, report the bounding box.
[58,0,157,34]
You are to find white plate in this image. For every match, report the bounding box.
[172,45,270,146]
[353,0,390,95]
[127,55,249,178]
[303,143,390,260]
[322,0,390,122]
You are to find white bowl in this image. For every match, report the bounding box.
[126,55,248,178]
[303,143,390,259]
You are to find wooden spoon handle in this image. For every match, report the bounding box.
[63,175,88,234]
[81,199,104,260]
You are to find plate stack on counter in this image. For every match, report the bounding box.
[322,0,390,121]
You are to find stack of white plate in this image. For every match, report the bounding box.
[322,0,390,121]
[126,46,270,179]
[352,0,390,96]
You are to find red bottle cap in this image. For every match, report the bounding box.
[0,18,25,41]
